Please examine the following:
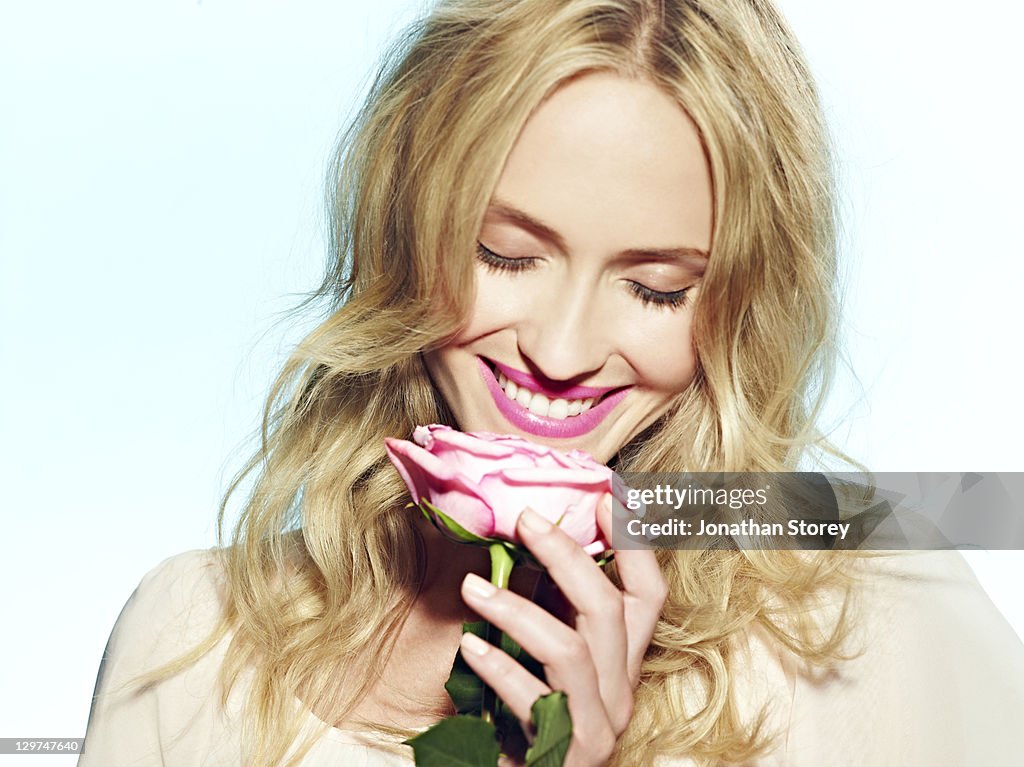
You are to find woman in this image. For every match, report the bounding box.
[79,0,1024,765]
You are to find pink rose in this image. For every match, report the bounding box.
[384,424,618,557]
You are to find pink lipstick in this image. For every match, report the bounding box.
[477,357,629,439]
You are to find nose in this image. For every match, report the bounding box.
[515,278,613,383]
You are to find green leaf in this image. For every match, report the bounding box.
[445,621,488,715]
[421,500,493,545]
[525,691,572,767]
[403,715,502,767]
[445,664,485,715]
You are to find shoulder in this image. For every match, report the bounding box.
[81,548,243,765]
[783,550,1024,766]
[89,548,233,707]
[130,548,226,610]
[106,549,229,672]
[846,550,1024,670]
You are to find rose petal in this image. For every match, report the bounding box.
[463,429,583,469]
[384,438,434,505]
[425,427,580,480]
[384,437,496,538]
[394,426,615,551]
[423,490,496,540]
[611,472,633,506]
[421,425,608,472]
[412,425,434,449]
[476,468,610,548]
[428,427,528,465]
[493,467,613,488]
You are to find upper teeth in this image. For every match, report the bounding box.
[497,372,595,419]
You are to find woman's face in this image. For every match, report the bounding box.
[425,71,713,463]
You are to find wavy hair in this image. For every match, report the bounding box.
[134,1,864,764]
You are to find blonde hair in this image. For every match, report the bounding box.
[134,1,863,764]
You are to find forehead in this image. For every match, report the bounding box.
[490,70,713,254]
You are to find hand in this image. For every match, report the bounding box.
[458,494,669,767]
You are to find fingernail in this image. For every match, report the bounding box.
[461,631,490,656]
[519,507,553,534]
[463,572,498,599]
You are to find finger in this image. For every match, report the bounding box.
[516,506,631,709]
[598,494,669,681]
[461,573,606,703]
[459,631,617,766]
[458,631,550,727]
[461,574,623,759]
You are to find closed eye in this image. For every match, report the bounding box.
[628,282,691,310]
[476,242,538,272]
[477,241,692,310]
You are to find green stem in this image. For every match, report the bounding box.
[481,543,515,726]
[489,542,515,590]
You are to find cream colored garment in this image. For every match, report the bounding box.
[78,549,414,766]
[80,548,1024,766]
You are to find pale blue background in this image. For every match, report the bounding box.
[1,0,1021,756]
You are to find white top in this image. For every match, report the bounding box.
[79,548,1024,766]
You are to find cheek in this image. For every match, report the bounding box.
[422,349,454,395]
[622,313,698,394]
[457,266,699,396]
[456,270,525,341]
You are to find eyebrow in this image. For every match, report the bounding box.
[486,196,710,270]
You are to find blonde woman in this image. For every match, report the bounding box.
[80,1,1024,765]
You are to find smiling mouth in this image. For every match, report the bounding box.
[482,358,624,421]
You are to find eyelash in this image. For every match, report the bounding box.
[475,242,691,310]
[476,242,536,273]
[628,282,690,310]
